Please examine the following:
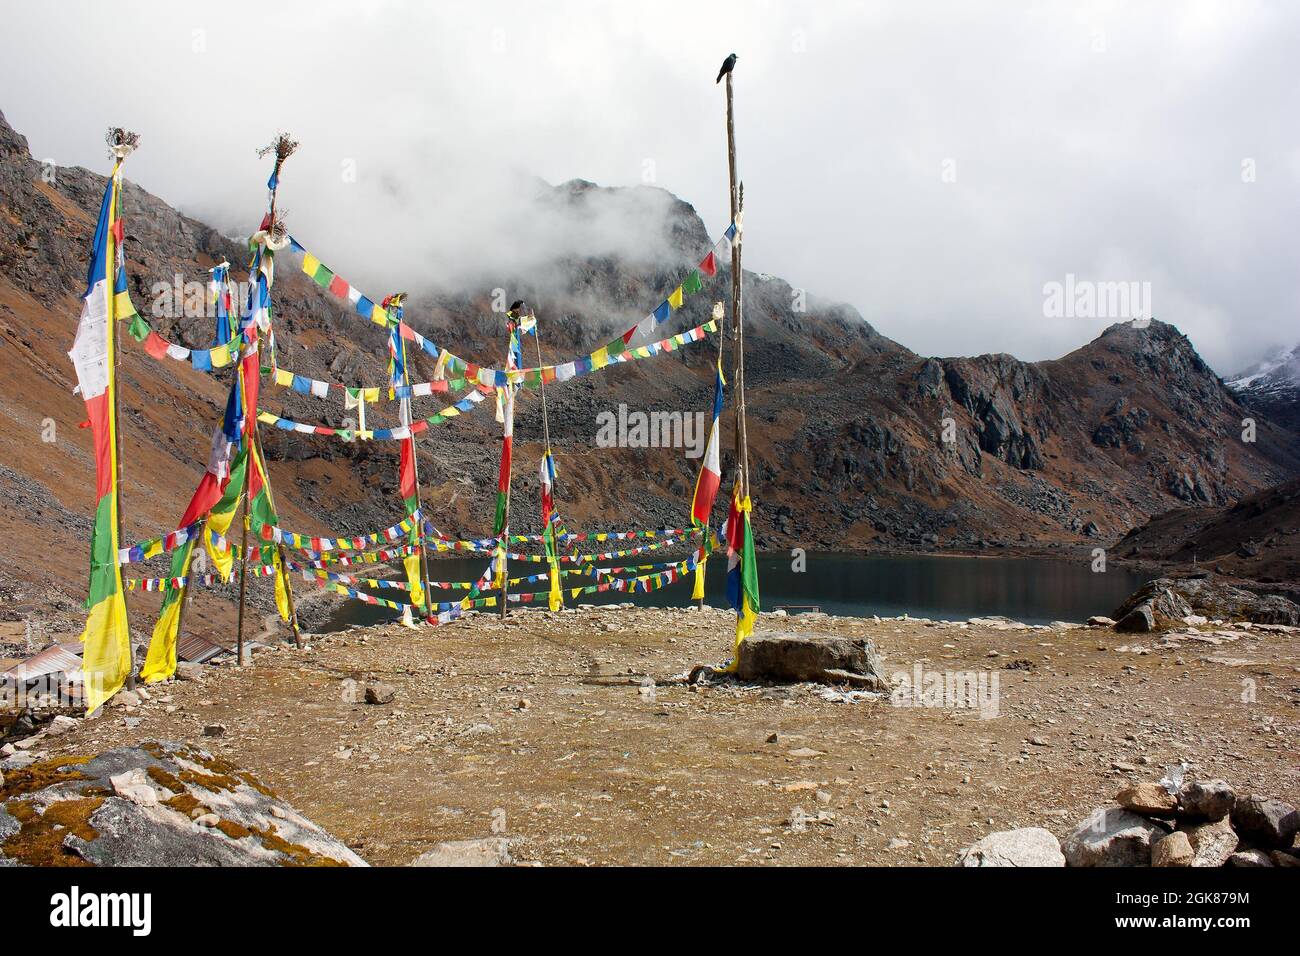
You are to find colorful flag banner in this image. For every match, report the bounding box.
[68,165,132,712]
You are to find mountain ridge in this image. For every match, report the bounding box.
[1,106,1298,632]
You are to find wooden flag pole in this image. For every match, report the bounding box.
[392,301,435,623]
[235,445,252,666]
[724,71,750,500]
[499,322,515,620]
[105,147,138,689]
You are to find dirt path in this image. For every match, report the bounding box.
[41,606,1300,866]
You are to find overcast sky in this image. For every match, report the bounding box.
[3,0,1296,374]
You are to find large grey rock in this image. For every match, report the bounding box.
[957,828,1064,867]
[1112,575,1300,630]
[1184,816,1238,867]
[0,742,366,867]
[1115,604,1157,634]
[1231,795,1299,849]
[1177,779,1235,821]
[409,837,513,867]
[736,631,885,688]
[1062,806,1169,866]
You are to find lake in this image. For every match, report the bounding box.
[317,551,1151,631]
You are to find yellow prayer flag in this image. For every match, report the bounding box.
[668,286,684,309]
[302,252,320,276]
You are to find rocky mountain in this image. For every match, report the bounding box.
[1114,477,1300,590]
[1227,342,1300,436]
[1,105,1299,635]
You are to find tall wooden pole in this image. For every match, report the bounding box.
[107,159,137,690]
[725,72,750,500]
[235,447,251,666]
[498,326,515,620]
[393,305,435,623]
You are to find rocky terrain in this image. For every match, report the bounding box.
[0,740,364,866]
[1,104,1298,643]
[1115,478,1300,590]
[5,605,1297,866]
[1229,342,1300,436]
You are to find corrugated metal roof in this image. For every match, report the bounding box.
[176,633,230,664]
[2,642,84,681]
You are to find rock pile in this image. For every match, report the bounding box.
[1112,575,1300,632]
[959,773,1299,867]
[0,742,366,866]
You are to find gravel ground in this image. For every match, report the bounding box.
[33,605,1300,866]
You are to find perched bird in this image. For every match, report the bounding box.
[716,53,737,84]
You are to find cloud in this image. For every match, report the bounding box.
[1,0,1295,373]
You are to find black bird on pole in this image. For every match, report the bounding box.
[716,53,737,83]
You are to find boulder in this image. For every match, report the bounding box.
[1270,850,1300,867]
[1230,795,1299,849]
[364,683,396,705]
[0,742,366,866]
[409,837,513,867]
[1116,782,1178,816]
[957,828,1065,867]
[1088,616,1116,627]
[1111,575,1300,631]
[1183,817,1238,867]
[1062,806,1169,866]
[1151,831,1194,867]
[1115,605,1156,633]
[1177,779,1234,821]
[735,631,885,688]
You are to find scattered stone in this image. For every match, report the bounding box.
[194,814,220,828]
[44,715,80,738]
[1062,806,1169,866]
[109,768,161,808]
[174,662,206,682]
[203,724,226,738]
[958,828,1065,867]
[110,690,140,708]
[409,837,513,867]
[1269,850,1300,867]
[339,678,362,704]
[364,683,396,705]
[1088,616,1116,627]
[1177,779,1234,821]
[1183,817,1238,867]
[1151,831,1194,867]
[1230,795,1299,849]
[1116,782,1178,816]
